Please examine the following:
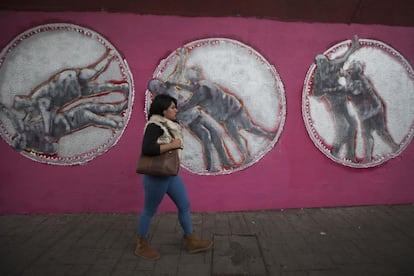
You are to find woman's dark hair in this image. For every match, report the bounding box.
[148,94,177,119]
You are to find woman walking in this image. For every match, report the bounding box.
[135,94,213,260]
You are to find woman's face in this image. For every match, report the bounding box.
[163,101,178,121]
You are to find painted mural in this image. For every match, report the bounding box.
[147,38,286,175]
[303,36,414,168]
[0,23,133,165]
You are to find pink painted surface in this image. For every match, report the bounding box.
[0,11,413,214]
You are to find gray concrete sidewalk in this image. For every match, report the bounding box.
[1,204,414,276]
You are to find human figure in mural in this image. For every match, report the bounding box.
[0,50,129,154]
[313,35,360,161]
[343,61,399,161]
[51,101,127,138]
[1,101,127,154]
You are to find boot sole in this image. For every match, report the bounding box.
[187,241,213,254]
[134,251,160,260]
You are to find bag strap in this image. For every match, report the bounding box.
[166,129,175,139]
[159,122,175,139]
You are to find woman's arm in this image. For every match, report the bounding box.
[142,124,162,156]
[159,140,181,153]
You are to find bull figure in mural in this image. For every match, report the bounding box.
[148,48,275,172]
[312,35,399,162]
[0,50,129,154]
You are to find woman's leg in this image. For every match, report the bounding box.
[138,175,169,237]
[167,176,213,253]
[166,175,193,234]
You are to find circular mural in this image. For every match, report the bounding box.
[303,36,414,168]
[146,38,286,175]
[0,23,134,165]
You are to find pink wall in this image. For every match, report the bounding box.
[0,11,413,214]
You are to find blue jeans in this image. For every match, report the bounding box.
[139,174,193,237]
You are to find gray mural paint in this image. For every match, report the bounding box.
[303,37,414,168]
[146,38,286,175]
[0,23,134,165]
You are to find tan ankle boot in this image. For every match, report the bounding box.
[135,237,160,260]
[183,233,213,254]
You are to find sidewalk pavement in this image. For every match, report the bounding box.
[1,204,413,276]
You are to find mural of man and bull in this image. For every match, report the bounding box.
[304,35,414,168]
[146,39,286,174]
[0,24,133,165]
[1,50,129,155]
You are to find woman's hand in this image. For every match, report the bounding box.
[170,138,183,149]
[160,138,182,153]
